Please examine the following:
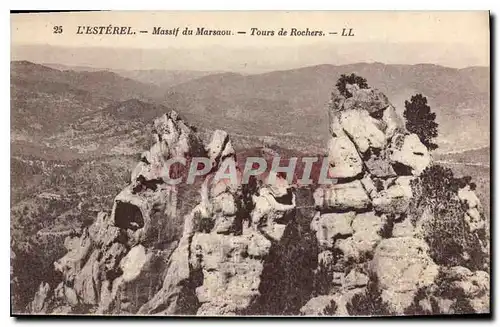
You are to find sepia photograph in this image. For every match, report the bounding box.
[9,11,490,317]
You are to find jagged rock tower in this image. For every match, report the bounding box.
[30,114,298,315]
[29,111,205,314]
[139,129,297,315]
[301,83,488,315]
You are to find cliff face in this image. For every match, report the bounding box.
[302,84,488,316]
[29,84,489,316]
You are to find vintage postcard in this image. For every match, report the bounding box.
[10,11,490,316]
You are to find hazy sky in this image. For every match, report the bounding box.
[11,11,489,72]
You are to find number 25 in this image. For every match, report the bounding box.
[53,26,63,34]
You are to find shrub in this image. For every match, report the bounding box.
[335,73,369,98]
[346,276,391,316]
[410,165,486,270]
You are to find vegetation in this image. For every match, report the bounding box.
[347,276,391,316]
[409,165,486,270]
[404,94,439,150]
[335,73,369,98]
[10,154,133,312]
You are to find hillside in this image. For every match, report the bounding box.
[12,61,163,101]
[434,146,490,220]
[43,63,220,89]
[435,146,490,166]
[12,61,489,156]
[167,63,489,153]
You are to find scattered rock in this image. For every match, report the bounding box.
[344,269,369,290]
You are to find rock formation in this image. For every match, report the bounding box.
[302,83,488,316]
[29,112,203,314]
[138,129,297,315]
[30,81,489,316]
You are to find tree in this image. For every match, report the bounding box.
[336,73,369,98]
[404,94,439,150]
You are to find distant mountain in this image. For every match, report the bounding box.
[11,61,490,156]
[112,69,222,89]
[167,63,490,153]
[12,61,163,101]
[43,63,221,89]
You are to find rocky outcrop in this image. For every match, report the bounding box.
[139,130,297,315]
[30,111,203,314]
[30,81,489,317]
[302,82,488,316]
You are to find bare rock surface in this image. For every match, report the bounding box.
[370,237,439,314]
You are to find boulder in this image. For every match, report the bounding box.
[450,269,489,299]
[311,212,355,249]
[191,233,264,315]
[364,151,397,178]
[300,295,337,315]
[344,269,369,290]
[372,176,414,214]
[349,211,387,254]
[392,218,415,238]
[389,133,430,176]
[335,223,386,263]
[360,175,378,198]
[327,136,363,179]
[458,186,481,209]
[251,185,295,241]
[340,109,386,154]
[73,249,101,305]
[213,214,241,235]
[382,105,405,139]
[322,180,371,212]
[370,237,439,314]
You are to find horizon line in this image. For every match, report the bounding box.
[11,59,490,75]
